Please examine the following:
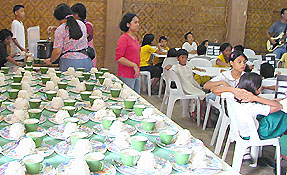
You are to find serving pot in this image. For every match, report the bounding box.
[37,40,53,59]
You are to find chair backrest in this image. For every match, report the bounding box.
[253,60,261,71]
[275,75,287,98]
[165,70,185,96]
[243,49,256,57]
[224,92,261,141]
[210,58,217,67]
[189,58,212,67]
[162,57,178,68]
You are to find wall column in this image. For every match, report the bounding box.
[104,0,123,74]
[226,0,249,46]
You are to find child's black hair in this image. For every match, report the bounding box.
[0,29,13,42]
[54,3,83,40]
[119,13,137,32]
[141,34,154,47]
[197,45,206,55]
[237,72,262,95]
[234,45,244,53]
[159,36,168,43]
[13,5,24,14]
[229,50,247,62]
[177,49,188,57]
[260,62,274,79]
[71,3,87,22]
[201,40,208,46]
[184,32,194,40]
[167,48,177,57]
[219,43,232,52]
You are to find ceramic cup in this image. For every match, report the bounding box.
[141,118,157,132]
[110,105,122,117]
[41,76,51,85]
[28,109,42,119]
[77,68,85,72]
[58,82,67,89]
[85,82,95,91]
[26,132,45,147]
[29,99,41,109]
[110,88,121,98]
[89,96,101,106]
[11,83,22,90]
[98,76,105,84]
[131,136,148,151]
[174,147,193,165]
[120,148,140,167]
[70,131,89,146]
[124,99,136,109]
[26,61,33,66]
[101,116,116,129]
[39,59,45,64]
[80,91,92,101]
[83,72,91,80]
[55,71,62,78]
[34,58,40,64]
[85,152,105,172]
[13,75,22,83]
[100,68,109,73]
[46,91,57,101]
[63,117,80,125]
[62,106,76,117]
[24,119,40,132]
[133,105,146,116]
[95,72,103,79]
[8,89,19,99]
[159,129,177,145]
[40,67,48,74]
[1,67,9,74]
[63,99,76,106]
[24,67,33,72]
[23,154,46,174]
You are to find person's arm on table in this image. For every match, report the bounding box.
[117,57,140,78]
[6,53,22,66]
[216,59,230,67]
[44,48,62,65]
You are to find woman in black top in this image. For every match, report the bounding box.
[0,29,21,67]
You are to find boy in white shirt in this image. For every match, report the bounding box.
[182,32,198,55]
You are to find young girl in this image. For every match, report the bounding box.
[212,72,287,140]
[140,34,167,93]
[182,32,197,54]
[165,49,206,121]
[215,43,232,68]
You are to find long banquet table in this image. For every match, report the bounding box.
[0,68,240,175]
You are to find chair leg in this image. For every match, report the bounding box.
[147,74,151,96]
[214,116,230,155]
[158,77,163,98]
[232,142,247,172]
[196,99,200,127]
[250,146,259,167]
[142,75,147,92]
[276,144,281,175]
[222,134,232,161]
[182,99,189,118]
[166,96,177,118]
[210,112,223,146]
[160,93,167,112]
[202,102,212,130]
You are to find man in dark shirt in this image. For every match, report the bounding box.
[0,29,21,68]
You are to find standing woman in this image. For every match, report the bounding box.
[115,13,141,93]
[45,3,92,72]
[71,3,97,67]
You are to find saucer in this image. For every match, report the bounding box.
[4,114,46,124]
[0,126,46,140]
[155,137,203,151]
[135,123,177,136]
[106,139,155,154]
[89,112,128,123]
[48,113,89,124]
[54,140,107,158]
[47,125,94,140]
[127,112,165,122]
[93,124,137,137]
[6,103,45,112]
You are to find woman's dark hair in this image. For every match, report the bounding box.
[13,5,24,13]
[219,43,232,52]
[159,36,168,42]
[260,62,274,78]
[120,13,137,32]
[184,32,194,40]
[281,8,287,15]
[0,29,13,42]
[54,3,83,40]
[71,3,86,22]
[201,40,208,46]
[177,49,188,57]
[197,45,206,55]
[234,45,244,53]
[167,48,177,57]
[229,50,247,62]
[141,34,154,47]
[237,72,262,95]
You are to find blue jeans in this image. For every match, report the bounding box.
[273,44,287,59]
[120,77,141,94]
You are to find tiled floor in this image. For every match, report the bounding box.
[140,93,286,175]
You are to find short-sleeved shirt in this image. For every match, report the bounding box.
[54,20,89,60]
[182,42,197,52]
[115,33,141,79]
[10,20,25,60]
[268,20,287,37]
[140,45,157,67]
[210,70,243,87]
[280,53,287,68]
[0,42,8,67]
[215,54,230,68]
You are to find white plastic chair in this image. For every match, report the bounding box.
[202,96,222,130]
[189,58,212,67]
[253,60,261,71]
[158,57,179,98]
[210,59,217,67]
[222,92,281,174]
[140,71,151,96]
[243,49,256,57]
[160,70,201,126]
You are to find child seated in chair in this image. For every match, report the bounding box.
[165,49,206,121]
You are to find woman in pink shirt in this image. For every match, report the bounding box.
[115,13,141,93]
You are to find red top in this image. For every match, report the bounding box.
[115,33,141,78]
